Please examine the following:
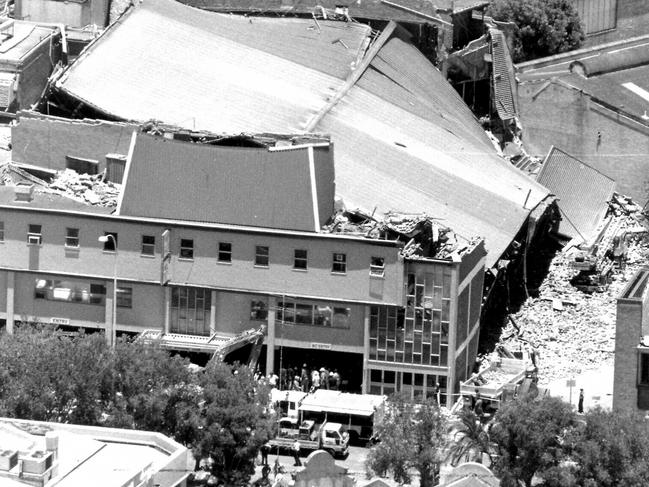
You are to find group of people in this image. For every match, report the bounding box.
[273,363,342,392]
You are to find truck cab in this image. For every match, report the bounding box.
[320,422,349,457]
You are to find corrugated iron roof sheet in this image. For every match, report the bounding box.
[489,28,517,121]
[118,133,333,232]
[55,0,550,266]
[537,147,615,241]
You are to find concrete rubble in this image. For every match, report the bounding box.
[495,194,649,386]
[324,209,481,260]
[0,163,120,207]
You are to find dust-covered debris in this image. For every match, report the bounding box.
[49,169,120,207]
[496,194,649,385]
[324,209,481,260]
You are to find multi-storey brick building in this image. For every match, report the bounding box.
[612,267,649,411]
[0,131,488,406]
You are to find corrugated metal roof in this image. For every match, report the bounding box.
[55,0,550,266]
[489,28,517,121]
[537,147,615,241]
[118,133,334,232]
[180,0,450,22]
[57,0,372,133]
[315,35,549,265]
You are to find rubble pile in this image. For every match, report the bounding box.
[49,169,120,207]
[496,195,649,385]
[324,210,480,260]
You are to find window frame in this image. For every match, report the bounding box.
[141,235,155,256]
[250,300,268,320]
[370,256,385,277]
[0,221,4,242]
[294,249,308,270]
[65,227,80,248]
[28,224,42,245]
[255,245,269,267]
[179,238,194,260]
[116,287,133,308]
[102,232,118,252]
[218,242,232,263]
[332,252,347,274]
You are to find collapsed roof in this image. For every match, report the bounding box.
[50,0,551,267]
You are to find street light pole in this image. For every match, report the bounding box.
[98,234,117,348]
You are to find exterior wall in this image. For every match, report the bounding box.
[15,0,109,28]
[518,81,649,204]
[12,112,137,171]
[0,207,404,304]
[580,0,649,47]
[16,34,62,110]
[613,298,642,411]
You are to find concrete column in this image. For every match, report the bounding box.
[210,290,217,334]
[362,305,371,394]
[447,260,461,409]
[104,279,114,347]
[6,271,14,335]
[163,286,171,334]
[266,296,276,375]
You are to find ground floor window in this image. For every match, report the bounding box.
[35,279,106,305]
[368,368,447,404]
[277,300,351,328]
[170,286,211,336]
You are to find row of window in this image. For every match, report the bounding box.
[4,223,387,276]
[34,279,133,308]
[249,299,352,328]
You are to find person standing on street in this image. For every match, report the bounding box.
[292,439,301,467]
[578,388,584,413]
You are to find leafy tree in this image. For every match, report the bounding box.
[487,0,584,62]
[490,395,576,487]
[567,408,649,486]
[366,394,448,487]
[193,362,274,486]
[448,410,493,466]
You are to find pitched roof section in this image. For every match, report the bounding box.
[54,0,550,266]
[490,28,517,121]
[56,0,372,133]
[315,33,549,265]
[117,133,335,232]
[537,147,615,241]
[179,0,482,21]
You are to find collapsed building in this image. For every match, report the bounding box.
[1,0,558,401]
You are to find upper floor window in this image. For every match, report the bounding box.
[294,249,308,270]
[370,256,385,277]
[141,235,155,256]
[332,252,346,273]
[28,224,42,245]
[102,232,118,252]
[640,353,649,386]
[180,238,194,260]
[277,300,351,328]
[65,228,79,248]
[116,287,133,308]
[0,221,4,242]
[218,242,232,263]
[255,245,269,267]
[250,300,268,320]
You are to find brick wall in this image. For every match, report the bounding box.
[518,81,649,204]
[613,299,642,411]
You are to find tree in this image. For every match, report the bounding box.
[567,408,649,486]
[448,410,493,466]
[489,395,576,487]
[193,361,274,486]
[366,394,448,487]
[487,0,584,63]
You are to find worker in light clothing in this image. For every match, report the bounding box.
[292,439,301,466]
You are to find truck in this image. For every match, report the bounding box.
[268,417,349,458]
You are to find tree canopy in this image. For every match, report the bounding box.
[489,395,576,487]
[366,394,448,487]
[486,0,584,63]
[0,325,273,485]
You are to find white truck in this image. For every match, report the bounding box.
[268,417,349,458]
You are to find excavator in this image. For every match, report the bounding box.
[138,325,266,369]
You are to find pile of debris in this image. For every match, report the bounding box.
[49,169,120,207]
[496,194,649,385]
[324,210,480,260]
